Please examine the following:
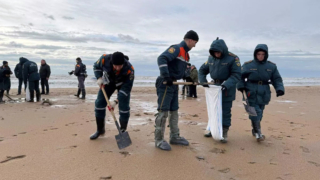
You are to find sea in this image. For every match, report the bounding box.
[8,75,320,88]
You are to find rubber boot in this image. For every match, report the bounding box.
[155,111,171,151]
[169,111,189,146]
[74,89,81,97]
[90,117,105,140]
[204,131,212,137]
[80,89,86,99]
[220,127,229,143]
[28,92,34,102]
[36,92,41,102]
[252,121,265,142]
[120,119,128,133]
[0,91,4,104]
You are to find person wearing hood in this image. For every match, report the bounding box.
[39,59,51,95]
[237,44,284,142]
[199,38,241,143]
[154,30,198,151]
[188,65,198,98]
[0,61,13,95]
[20,57,41,102]
[92,52,134,140]
[0,69,11,103]
[73,57,87,99]
[14,60,25,95]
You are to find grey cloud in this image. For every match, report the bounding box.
[29,23,33,26]
[62,16,74,20]
[0,30,168,46]
[43,14,55,20]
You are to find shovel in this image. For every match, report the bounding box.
[242,91,257,116]
[4,94,17,102]
[100,85,132,149]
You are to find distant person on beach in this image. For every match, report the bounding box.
[39,59,51,95]
[20,57,41,102]
[0,61,13,95]
[0,69,11,103]
[237,44,284,141]
[181,65,191,96]
[188,65,198,98]
[14,60,25,95]
[199,38,241,143]
[154,30,198,151]
[72,57,87,99]
[91,52,134,140]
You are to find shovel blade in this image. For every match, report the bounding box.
[115,131,132,149]
[243,103,258,116]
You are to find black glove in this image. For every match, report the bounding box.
[202,84,209,88]
[238,88,246,93]
[276,90,284,97]
[164,77,173,86]
[221,85,227,91]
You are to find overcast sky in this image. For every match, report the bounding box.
[0,0,319,77]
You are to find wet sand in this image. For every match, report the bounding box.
[1,86,320,180]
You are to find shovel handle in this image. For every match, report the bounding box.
[163,82,214,85]
[100,85,118,123]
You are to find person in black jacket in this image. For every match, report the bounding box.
[0,61,13,95]
[20,57,41,102]
[39,59,51,95]
[14,61,25,95]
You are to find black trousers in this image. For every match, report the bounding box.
[188,85,197,97]
[18,78,25,94]
[29,80,40,95]
[41,78,49,93]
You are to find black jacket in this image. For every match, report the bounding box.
[39,63,51,79]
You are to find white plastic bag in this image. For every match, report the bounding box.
[26,81,30,101]
[205,85,223,140]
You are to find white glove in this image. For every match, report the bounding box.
[111,99,118,108]
[97,78,103,86]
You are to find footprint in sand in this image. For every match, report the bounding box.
[119,151,130,157]
[100,176,112,179]
[248,162,256,164]
[0,155,26,163]
[300,146,310,153]
[18,132,27,134]
[218,168,230,173]
[210,148,226,154]
[196,156,205,161]
[308,161,320,167]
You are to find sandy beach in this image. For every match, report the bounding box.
[1,86,320,180]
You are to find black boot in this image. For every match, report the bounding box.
[220,127,229,143]
[0,91,4,103]
[252,121,265,142]
[120,119,128,132]
[80,89,86,99]
[90,117,105,140]
[28,92,34,102]
[74,89,81,97]
[36,93,41,102]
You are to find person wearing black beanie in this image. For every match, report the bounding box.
[90,52,134,140]
[154,30,199,151]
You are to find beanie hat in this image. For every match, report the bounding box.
[3,61,8,65]
[184,30,199,41]
[112,52,125,65]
